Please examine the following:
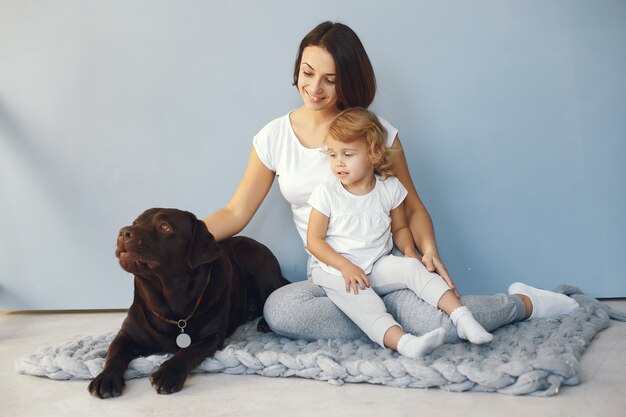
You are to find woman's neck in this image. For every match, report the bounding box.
[291,106,340,149]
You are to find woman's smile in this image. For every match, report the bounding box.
[305,90,324,103]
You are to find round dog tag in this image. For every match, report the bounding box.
[176,333,191,348]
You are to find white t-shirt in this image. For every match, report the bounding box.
[252,112,398,248]
[308,176,408,275]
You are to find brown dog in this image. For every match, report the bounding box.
[88,208,289,398]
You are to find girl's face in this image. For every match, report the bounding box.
[325,134,375,194]
[297,46,338,113]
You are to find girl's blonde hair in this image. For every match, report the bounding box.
[327,107,394,179]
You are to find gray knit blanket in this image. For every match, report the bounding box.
[15,286,626,396]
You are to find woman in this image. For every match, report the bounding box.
[203,21,578,343]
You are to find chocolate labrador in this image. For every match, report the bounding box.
[88,208,289,398]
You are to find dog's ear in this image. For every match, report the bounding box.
[187,220,220,269]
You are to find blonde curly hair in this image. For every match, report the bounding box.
[326,107,394,179]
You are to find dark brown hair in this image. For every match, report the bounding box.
[293,21,376,110]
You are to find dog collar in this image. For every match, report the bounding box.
[150,270,211,348]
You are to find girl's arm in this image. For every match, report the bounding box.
[307,208,370,294]
[203,147,275,241]
[389,137,459,296]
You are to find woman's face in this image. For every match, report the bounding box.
[297,46,338,113]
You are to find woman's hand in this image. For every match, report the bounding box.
[340,263,370,295]
[421,251,459,297]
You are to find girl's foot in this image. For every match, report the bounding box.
[450,306,493,344]
[397,328,446,358]
[508,282,579,319]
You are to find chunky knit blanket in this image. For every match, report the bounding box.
[15,286,625,396]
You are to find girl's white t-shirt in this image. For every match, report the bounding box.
[308,176,408,276]
[252,112,398,250]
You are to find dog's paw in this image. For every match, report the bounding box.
[88,371,125,399]
[149,366,188,394]
[256,317,271,333]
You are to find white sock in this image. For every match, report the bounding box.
[450,306,493,345]
[396,328,446,358]
[508,282,579,319]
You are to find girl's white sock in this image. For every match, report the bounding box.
[450,306,493,344]
[396,328,446,358]
[508,282,579,319]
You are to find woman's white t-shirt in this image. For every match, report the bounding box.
[308,176,408,276]
[252,112,398,251]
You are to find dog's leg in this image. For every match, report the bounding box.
[88,333,141,399]
[149,333,224,394]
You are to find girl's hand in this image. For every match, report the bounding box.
[421,251,460,297]
[340,263,370,294]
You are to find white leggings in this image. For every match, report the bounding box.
[311,255,451,347]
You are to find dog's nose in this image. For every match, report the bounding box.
[119,227,133,240]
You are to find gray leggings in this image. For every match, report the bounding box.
[263,280,526,344]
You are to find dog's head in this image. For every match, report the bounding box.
[116,208,220,277]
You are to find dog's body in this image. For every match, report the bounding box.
[88,208,289,398]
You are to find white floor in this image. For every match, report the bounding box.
[2,300,626,417]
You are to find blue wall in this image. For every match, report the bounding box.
[1,0,625,309]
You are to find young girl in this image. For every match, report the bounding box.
[307,108,494,358]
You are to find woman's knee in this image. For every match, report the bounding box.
[263,280,366,340]
[263,283,298,330]
[263,281,323,336]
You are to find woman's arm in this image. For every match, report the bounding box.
[389,203,419,258]
[203,147,275,241]
[389,136,459,296]
[307,208,369,294]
